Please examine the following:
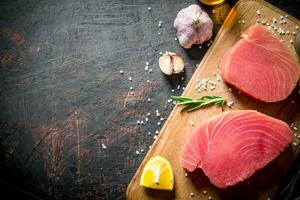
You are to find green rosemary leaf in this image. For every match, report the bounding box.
[171,95,226,112]
[170,96,194,102]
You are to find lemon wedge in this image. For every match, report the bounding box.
[140,155,174,190]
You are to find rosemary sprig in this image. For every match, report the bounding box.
[171,95,226,112]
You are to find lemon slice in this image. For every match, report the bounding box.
[140,155,174,190]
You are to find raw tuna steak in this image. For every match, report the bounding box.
[219,24,300,102]
[181,110,292,188]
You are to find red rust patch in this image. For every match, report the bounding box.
[22,76,33,85]
[111,74,118,80]
[0,27,24,46]
[1,54,13,65]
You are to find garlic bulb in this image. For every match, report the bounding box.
[174,5,213,49]
[159,51,184,75]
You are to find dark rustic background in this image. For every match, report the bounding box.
[0,0,299,199]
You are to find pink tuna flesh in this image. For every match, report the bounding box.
[181,110,292,188]
[219,25,300,102]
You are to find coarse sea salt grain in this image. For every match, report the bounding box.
[226,101,234,108]
[292,142,297,146]
[120,70,124,74]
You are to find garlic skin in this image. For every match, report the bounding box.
[159,52,184,75]
[174,5,213,49]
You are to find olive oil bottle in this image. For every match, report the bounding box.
[199,0,226,6]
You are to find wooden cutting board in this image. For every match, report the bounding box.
[126,0,300,199]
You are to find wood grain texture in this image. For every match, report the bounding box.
[126,1,300,200]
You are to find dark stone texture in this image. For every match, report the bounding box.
[0,0,298,199]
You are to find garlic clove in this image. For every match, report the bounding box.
[159,53,185,75]
[159,55,173,75]
[172,55,184,74]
